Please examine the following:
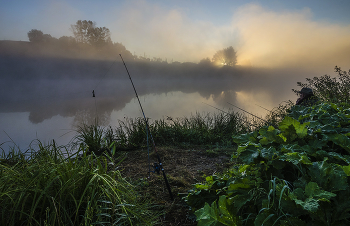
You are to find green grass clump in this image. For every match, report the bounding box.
[0,140,156,226]
[113,111,263,150]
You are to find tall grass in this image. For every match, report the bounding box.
[0,140,156,226]
[73,107,289,153]
[112,110,267,149]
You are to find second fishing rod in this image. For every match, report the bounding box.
[119,54,174,201]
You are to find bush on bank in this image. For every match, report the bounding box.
[185,102,350,225]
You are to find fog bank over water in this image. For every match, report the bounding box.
[1,52,334,150]
[0,54,314,125]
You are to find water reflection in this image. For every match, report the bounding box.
[0,56,307,151]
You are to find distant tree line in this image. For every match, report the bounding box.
[26,20,133,60]
[27,20,237,65]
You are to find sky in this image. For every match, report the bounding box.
[1,0,350,73]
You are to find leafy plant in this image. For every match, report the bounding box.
[185,102,350,225]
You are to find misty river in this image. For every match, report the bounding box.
[0,56,304,153]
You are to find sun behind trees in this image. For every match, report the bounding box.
[212,46,237,66]
[199,46,238,67]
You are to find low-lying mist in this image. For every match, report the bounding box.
[0,47,317,125]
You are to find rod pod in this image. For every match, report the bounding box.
[119,54,174,201]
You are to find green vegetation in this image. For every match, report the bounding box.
[294,66,350,104]
[184,67,350,225]
[1,66,349,225]
[0,108,276,225]
[112,111,265,150]
[0,141,155,226]
[185,102,350,225]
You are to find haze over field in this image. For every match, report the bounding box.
[1,0,349,148]
[1,0,350,71]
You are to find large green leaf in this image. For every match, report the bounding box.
[260,147,278,161]
[195,202,225,226]
[279,116,309,139]
[259,126,284,145]
[283,152,312,165]
[304,182,336,200]
[289,182,336,213]
[327,134,350,153]
[237,142,261,164]
[233,131,258,144]
[342,165,350,176]
[307,160,348,192]
[195,196,239,226]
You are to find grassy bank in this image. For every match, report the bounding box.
[0,141,156,225]
[0,105,291,225]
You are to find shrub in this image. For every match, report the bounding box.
[293,66,350,104]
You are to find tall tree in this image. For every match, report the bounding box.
[212,46,237,66]
[71,20,111,46]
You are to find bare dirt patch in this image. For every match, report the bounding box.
[116,146,236,225]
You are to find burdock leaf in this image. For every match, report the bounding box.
[237,142,261,164]
[307,161,348,192]
[279,116,309,139]
[233,131,258,144]
[195,202,218,226]
[305,182,336,200]
[328,134,350,152]
[342,165,350,176]
[195,196,238,226]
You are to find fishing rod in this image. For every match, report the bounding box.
[202,102,257,129]
[255,104,273,113]
[202,102,230,114]
[119,54,174,201]
[227,102,278,128]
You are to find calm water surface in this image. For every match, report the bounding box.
[0,78,244,153]
[0,60,303,154]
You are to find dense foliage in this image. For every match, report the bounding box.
[185,102,350,225]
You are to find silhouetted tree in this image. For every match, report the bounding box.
[199,57,212,66]
[71,20,111,46]
[58,36,76,44]
[28,29,56,43]
[212,46,237,66]
[27,29,44,42]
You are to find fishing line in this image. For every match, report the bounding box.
[255,104,273,113]
[227,102,278,128]
[119,54,174,201]
[93,60,118,91]
[202,102,256,129]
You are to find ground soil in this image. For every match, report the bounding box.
[117,146,237,225]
